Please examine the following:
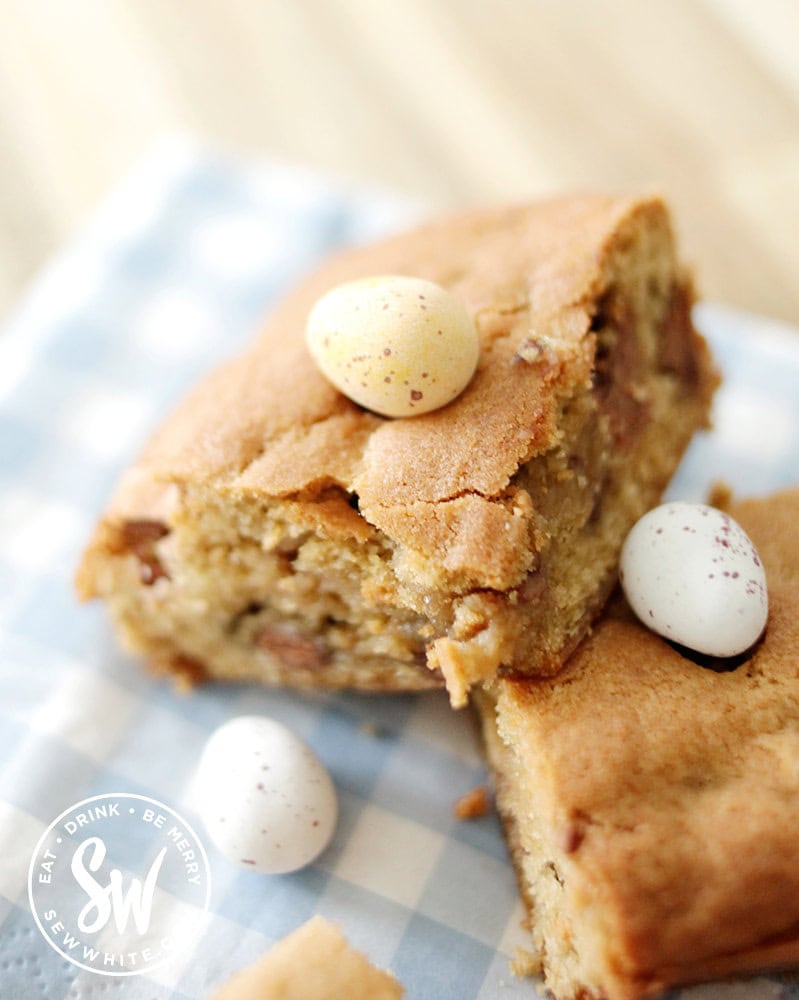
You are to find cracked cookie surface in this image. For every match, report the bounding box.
[77,194,716,704]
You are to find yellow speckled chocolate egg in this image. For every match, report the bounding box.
[306,276,480,417]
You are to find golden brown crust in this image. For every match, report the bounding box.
[78,194,716,702]
[209,916,403,1000]
[96,195,674,564]
[486,488,799,999]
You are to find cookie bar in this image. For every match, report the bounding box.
[478,488,799,999]
[77,195,716,705]
[209,916,403,999]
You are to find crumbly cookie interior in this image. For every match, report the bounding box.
[77,198,715,702]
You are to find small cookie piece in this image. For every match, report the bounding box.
[209,916,403,999]
[453,784,491,820]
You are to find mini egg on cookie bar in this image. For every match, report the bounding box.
[306,275,479,417]
[620,501,768,658]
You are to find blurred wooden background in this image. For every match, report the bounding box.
[1,0,798,324]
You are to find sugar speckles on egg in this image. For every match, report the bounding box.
[620,502,768,658]
[194,716,337,875]
[306,275,479,417]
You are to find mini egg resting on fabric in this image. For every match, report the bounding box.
[306,275,480,417]
[620,502,768,658]
[194,716,337,874]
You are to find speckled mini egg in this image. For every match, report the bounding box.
[305,275,480,417]
[194,716,337,875]
[620,502,768,657]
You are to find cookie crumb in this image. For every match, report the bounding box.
[707,480,733,510]
[453,785,491,819]
[511,946,542,977]
[157,653,209,692]
[513,336,557,366]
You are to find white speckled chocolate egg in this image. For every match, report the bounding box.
[620,502,768,657]
[306,275,480,417]
[194,716,337,875]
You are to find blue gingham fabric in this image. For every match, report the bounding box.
[1,137,798,1000]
